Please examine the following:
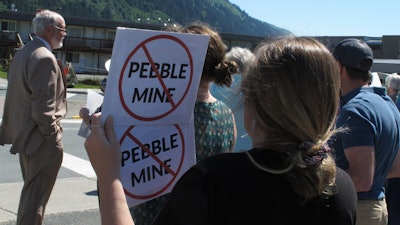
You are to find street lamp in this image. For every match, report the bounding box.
[158,18,162,30]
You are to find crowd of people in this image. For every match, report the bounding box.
[330,38,400,225]
[2,8,400,225]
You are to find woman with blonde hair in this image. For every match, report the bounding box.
[84,37,357,225]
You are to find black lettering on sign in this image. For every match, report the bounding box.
[130,158,172,187]
[120,133,179,167]
[128,62,139,78]
[132,87,176,103]
[128,62,188,79]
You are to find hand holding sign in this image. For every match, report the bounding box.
[84,115,120,179]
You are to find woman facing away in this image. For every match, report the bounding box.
[84,37,357,225]
[188,23,238,160]
[131,22,238,225]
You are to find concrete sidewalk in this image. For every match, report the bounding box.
[0,177,100,224]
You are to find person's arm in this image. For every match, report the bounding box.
[84,114,134,225]
[387,149,400,178]
[31,55,63,139]
[344,146,375,192]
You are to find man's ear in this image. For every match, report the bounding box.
[337,61,345,75]
[46,25,53,33]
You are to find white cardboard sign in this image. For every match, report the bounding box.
[101,27,209,206]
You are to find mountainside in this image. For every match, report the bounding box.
[0,0,291,37]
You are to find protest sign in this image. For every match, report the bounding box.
[101,27,209,206]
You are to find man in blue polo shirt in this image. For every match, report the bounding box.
[331,38,400,225]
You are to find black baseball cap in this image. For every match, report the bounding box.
[333,38,373,71]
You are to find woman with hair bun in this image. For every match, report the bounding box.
[184,22,238,160]
[85,37,357,225]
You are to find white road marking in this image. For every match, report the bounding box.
[62,118,83,124]
[62,119,95,178]
[66,93,77,98]
[62,152,96,178]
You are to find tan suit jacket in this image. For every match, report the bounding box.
[0,38,67,155]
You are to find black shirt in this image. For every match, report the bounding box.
[153,149,357,225]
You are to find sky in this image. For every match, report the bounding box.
[228,0,399,37]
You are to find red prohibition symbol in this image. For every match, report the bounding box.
[120,124,185,199]
[119,35,194,121]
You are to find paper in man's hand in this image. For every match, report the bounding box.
[77,89,104,138]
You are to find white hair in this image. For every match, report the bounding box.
[32,10,63,35]
[225,47,255,74]
[386,73,400,91]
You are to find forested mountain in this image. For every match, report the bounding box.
[0,0,291,37]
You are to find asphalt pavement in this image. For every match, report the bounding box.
[0,78,102,225]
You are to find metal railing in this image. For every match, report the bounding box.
[63,36,113,52]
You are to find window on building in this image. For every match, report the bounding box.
[66,52,80,64]
[107,30,116,40]
[1,21,16,31]
[67,27,82,37]
[370,44,382,51]
[398,42,400,54]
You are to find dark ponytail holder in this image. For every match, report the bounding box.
[226,61,238,74]
[299,141,331,166]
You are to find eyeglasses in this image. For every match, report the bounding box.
[53,26,67,33]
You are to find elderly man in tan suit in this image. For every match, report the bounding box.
[0,10,67,225]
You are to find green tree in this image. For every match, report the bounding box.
[0,2,6,10]
[0,0,291,37]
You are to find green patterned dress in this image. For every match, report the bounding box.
[131,100,235,225]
